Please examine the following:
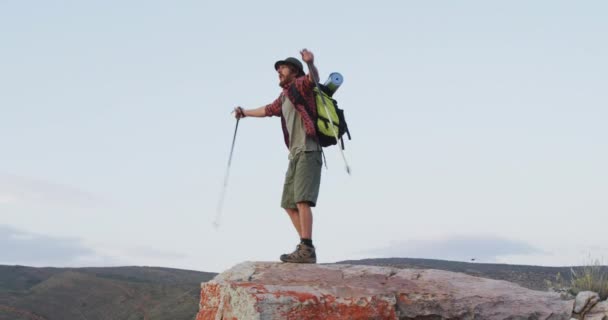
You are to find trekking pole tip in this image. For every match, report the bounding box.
[212,220,221,230]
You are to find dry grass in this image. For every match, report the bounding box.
[569,259,608,300]
[547,258,608,300]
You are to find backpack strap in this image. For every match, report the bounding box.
[288,83,313,119]
[289,82,328,168]
[321,148,328,170]
[289,82,323,147]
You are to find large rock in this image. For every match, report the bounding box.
[572,291,601,319]
[585,301,608,320]
[575,297,608,320]
[196,261,574,319]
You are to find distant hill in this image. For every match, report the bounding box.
[3,259,604,319]
[0,265,217,320]
[335,257,606,292]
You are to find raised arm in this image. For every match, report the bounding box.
[301,49,319,84]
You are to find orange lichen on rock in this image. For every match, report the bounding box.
[280,294,397,320]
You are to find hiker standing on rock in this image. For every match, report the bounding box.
[233,49,321,264]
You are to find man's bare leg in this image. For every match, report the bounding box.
[280,202,316,263]
[296,202,313,240]
[285,208,302,238]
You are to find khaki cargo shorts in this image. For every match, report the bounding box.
[281,151,322,209]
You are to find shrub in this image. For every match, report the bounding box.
[569,259,608,300]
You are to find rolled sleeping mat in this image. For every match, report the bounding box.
[323,72,343,96]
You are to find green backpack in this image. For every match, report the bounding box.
[313,85,351,149]
[290,80,351,149]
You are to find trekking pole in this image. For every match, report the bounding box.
[307,62,351,175]
[213,115,240,229]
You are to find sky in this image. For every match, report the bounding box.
[1,1,607,273]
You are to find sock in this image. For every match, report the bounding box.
[300,238,313,247]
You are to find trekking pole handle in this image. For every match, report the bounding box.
[233,106,246,118]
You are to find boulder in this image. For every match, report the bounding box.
[197,261,573,319]
[580,300,608,320]
[572,291,601,319]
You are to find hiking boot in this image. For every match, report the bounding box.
[280,243,317,264]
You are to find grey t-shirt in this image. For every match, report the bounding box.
[282,94,319,159]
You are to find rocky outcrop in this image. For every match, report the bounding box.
[196,261,575,319]
[571,291,608,320]
[584,301,608,320]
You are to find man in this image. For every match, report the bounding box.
[233,49,321,264]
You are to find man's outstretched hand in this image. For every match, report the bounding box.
[233,106,245,119]
[301,49,314,65]
[301,48,319,83]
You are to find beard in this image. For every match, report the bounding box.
[278,72,296,87]
[279,77,293,87]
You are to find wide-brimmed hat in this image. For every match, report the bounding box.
[274,57,305,76]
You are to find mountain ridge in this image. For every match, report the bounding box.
[0,265,216,320]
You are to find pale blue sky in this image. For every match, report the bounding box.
[1,1,607,272]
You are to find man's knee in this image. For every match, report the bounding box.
[296,201,312,210]
[285,208,299,216]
